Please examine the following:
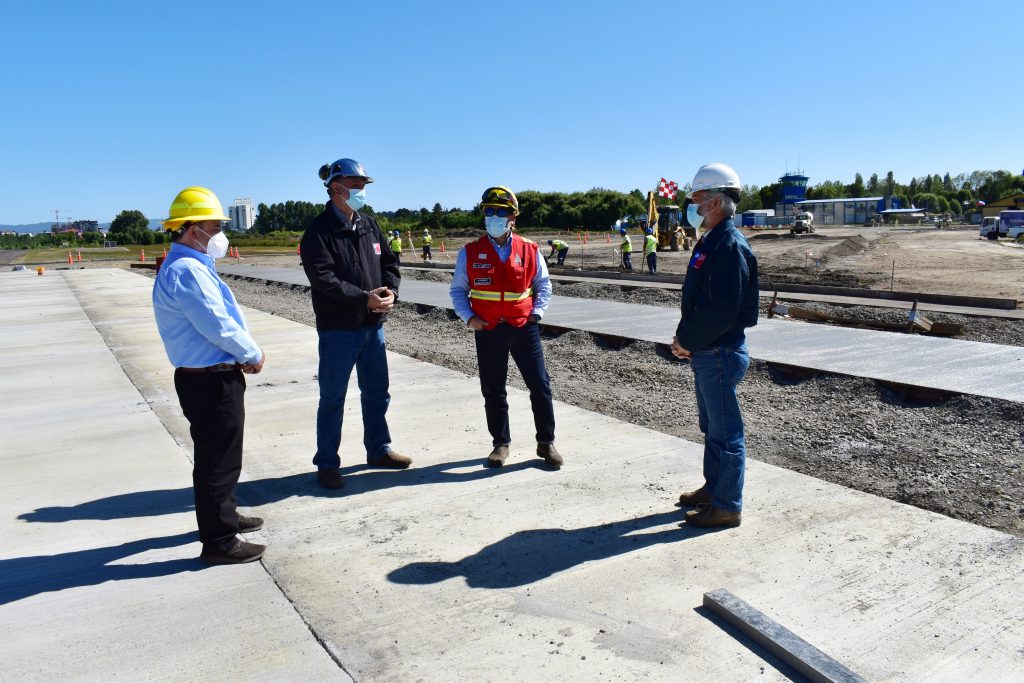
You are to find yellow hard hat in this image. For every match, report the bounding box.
[481,186,520,216]
[163,186,230,232]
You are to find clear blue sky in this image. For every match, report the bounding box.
[2,0,1021,225]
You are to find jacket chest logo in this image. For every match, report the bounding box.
[472,262,490,269]
[690,252,706,269]
[473,277,492,286]
[373,242,381,255]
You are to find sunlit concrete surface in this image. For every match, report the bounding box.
[1,267,1022,681]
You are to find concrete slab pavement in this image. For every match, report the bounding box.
[2,268,1023,681]
[0,270,348,681]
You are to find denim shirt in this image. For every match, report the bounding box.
[152,242,261,368]
[450,234,551,323]
[675,217,759,351]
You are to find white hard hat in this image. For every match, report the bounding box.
[686,163,741,198]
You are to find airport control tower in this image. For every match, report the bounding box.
[776,172,809,220]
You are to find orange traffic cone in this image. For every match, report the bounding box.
[139,249,145,262]
[296,244,301,255]
[162,247,167,257]
[606,233,610,243]
[76,250,82,262]
[67,251,73,264]
[440,242,445,253]
[235,247,241,259]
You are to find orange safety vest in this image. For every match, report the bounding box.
[466,233,538,330]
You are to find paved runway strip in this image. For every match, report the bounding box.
[2,268,1022,681]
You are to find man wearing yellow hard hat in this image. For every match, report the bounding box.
[153,186,268,565]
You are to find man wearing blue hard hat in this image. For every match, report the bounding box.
[300,158,411,490]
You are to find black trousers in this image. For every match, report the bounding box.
[174,369,245,552]
[474,322,556,447]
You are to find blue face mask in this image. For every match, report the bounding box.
[686,202,704,229]
[344,187,367,211]
[485,215,510,238]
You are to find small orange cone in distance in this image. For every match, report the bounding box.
[163,247,167,257]
[440,242,445,253]
[139,248,145,262]
[297,244,301,255]
[77,250,82,262]
[67,251,73,264]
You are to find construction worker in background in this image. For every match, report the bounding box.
[389,230,403,265]
[422,229,433,261]
[449,186,563,469]
[301,158,411,490]
[643,227,658,275]
[152,186,267,565]
[619,227,633,271]
[671,163,759,529]
[546,238,569,266]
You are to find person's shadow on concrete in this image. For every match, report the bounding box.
[388,510,717,589]
[17,458,542,523]
[0,531,202,605]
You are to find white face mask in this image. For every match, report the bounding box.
[485,215,510,238]
[198,228,230,259]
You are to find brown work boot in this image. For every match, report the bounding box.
[368,450,412,469]
[200,539,266,565]
[537,443,563,468]
[317,468,345,490]
[685,506,741,528]
[487,445,510,467]
[678,486,712,506]
[238,515,263,533]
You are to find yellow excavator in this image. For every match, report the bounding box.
[646,191,696,251]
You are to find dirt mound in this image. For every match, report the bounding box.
[749,232,828,241]
[826,235,871,260]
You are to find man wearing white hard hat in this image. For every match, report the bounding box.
[670,163,759,528]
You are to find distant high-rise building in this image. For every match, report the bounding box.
[228,198,255,232]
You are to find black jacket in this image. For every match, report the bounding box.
[675,217,759,351]
[300,203,401,331]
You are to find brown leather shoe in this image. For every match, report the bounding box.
[678,487,712,506]
[368,450,412,469]
[200,539,266,565]
[317,468,345,489]
[537,443,563,468]
[238,515,263,533]
[685,506,741,528]
[487,445,510,467]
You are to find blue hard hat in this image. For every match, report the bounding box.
[547,240,553,245]
[318,158,373,187]
[645,227,653,234]
[619,228,627,235]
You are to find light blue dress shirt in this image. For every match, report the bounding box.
[152,242,262,368]
[449,234,551,324]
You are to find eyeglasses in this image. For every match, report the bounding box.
[483,207,511,218]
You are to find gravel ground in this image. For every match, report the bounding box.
[222,272,1024,537]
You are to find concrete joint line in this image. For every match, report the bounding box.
[61,273,353,679]
[703,588,866,683]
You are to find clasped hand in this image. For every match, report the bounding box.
[367,287,395,313]
[670,336,691,360]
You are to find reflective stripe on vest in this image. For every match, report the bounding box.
[469,287,534,302]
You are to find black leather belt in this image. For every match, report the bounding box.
[177,363,242,373]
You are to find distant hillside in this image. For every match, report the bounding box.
[0,219,164,234]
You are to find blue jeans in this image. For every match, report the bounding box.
[691,344,750,512]
[314,326,392,469]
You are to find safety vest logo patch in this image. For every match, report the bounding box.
[473,278,492,286]
[472,262,490,269]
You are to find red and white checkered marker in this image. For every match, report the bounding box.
[658,178,678,199]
